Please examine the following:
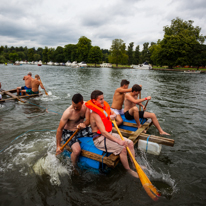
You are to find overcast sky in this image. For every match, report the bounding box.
[0,0,205,50]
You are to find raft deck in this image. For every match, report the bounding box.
[63,116,175,169]
[0,89,42,102]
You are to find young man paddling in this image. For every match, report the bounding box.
[21,74,45,95]
[86,90,141,178]
[56,93,92,167]
[17,72,33,95]
[111,79,142,126]
[124,84,170,135]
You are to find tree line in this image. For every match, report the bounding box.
[0,17,206,68]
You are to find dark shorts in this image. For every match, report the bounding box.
[26,90,39,94]
[124,110,144,120]
[21,86,31,90]
[62,127,93,148]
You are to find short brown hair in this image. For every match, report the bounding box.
[91,90,103,100]
[72,93,83,104]
[121,79,130,87]
[28,72,32,76]
[132,84,142,92]
[35,74,40,78]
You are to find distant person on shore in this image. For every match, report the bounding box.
[124,84,170,135]
[21,74,44,95]
[111,79,142,126]
[17,72,33,95]
[56,93,92,167]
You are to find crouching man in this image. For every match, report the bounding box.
[85,90,139,178]
[56,93,93,167]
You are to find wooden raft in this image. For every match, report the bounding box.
[0,89,42,102]
[64,120,175,168]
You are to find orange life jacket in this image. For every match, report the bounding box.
[85,99,113,134]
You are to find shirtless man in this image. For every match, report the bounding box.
[124,84,170,135]
[56,93,92,167]
[17,72,33,95]
[21,74,44,95]
[86,90,140,178]
[111,79,132,126]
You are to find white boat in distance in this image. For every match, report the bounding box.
[47,61,53,65]
[78,61,87,67]
[100,63,112,68]
[71,61,79,67]
[54,62,59,66]
[132,62,152,70]
[65,61,71,66]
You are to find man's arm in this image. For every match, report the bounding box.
[56,111,70,154]
[77,107,90,129]
[116,88,132,93]
[94,113,127,146]
[39,81,45,89]
[125,93,151,104]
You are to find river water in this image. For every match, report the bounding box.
[0,64,206,206]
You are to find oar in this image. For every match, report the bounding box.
[144,100,149,109]
[39,78,48,95]
[112,120,160,201]
[55,128,79,156]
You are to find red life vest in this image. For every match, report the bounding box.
[85,99,113,134]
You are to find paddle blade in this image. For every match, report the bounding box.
[134,162,160,201]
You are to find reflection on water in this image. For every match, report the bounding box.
[0,64,206,205]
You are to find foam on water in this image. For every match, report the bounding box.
[0,130,72,186]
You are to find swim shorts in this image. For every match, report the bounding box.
[26,90,39,94]
[93,132,132,155]
[124,110,144,120]
[62,126,93,148]
[21,86,31,90]
[111,108,124,115]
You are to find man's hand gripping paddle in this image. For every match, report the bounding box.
[55,128,79,156]
[112,120,160,201]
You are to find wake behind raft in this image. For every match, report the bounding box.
[61,114,175,171]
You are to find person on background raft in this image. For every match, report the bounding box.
[21,74,44,95]
[111,79,142,126]
[124,84,170,135]
[86,90,140,178]
[17,72,33,95]
[56,93,92,167]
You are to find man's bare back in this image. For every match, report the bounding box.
[111,88,127,110]
[124,93,138,112]
[23,75,33,88]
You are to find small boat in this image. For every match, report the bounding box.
[47,61,54,66]
[54,62,59,66]
[65,61,71,66]
[71,61,79,67]
[78,61,87,68]
[100,63,112,68]
[38,60,42,66]
[184,70,201,73]
[0,88,42,102]
[132,62,152,70]
[62,115,174,170]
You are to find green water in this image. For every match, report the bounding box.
[0,64,206,205]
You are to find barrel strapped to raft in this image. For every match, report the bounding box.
[85,100,113,134]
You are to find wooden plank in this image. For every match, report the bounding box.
[122,122,138,128]
[3,90,27,103]
[64,145,116,167]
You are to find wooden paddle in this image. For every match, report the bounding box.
[55,128,79,156]
[39,78,48,95]
[112,120,160,201]
[144,100,149,109]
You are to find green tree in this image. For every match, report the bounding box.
[28,48,35,61]
[37,47,43,60]
[151,18,206,68]
[9,53,18,62]
[141,42,150,63]
[77,36,92,62]
[17,51,25,60]
[127,42,134,65]
[101,49,110,62]
[88,46,102,66]
[133,45,140,65]
[33,54,41,61]
[109,39,128,67]
[54,46,64,62]
[47,48,55,62]
[42,46,49,63]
